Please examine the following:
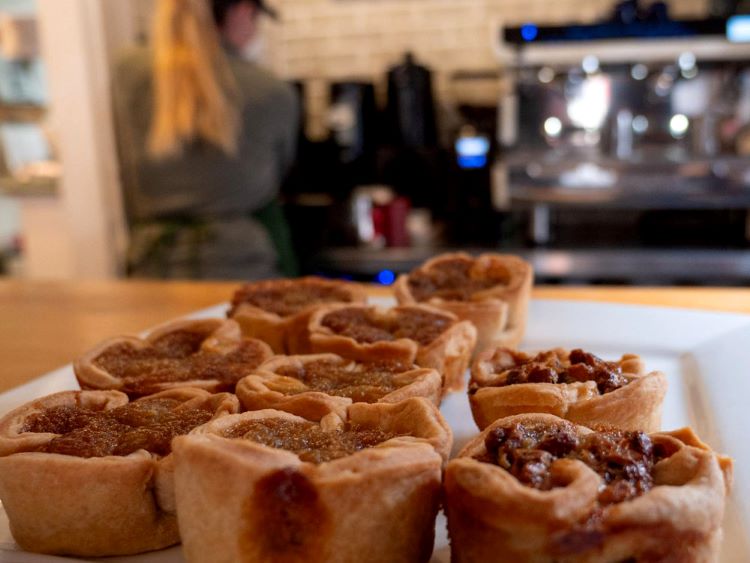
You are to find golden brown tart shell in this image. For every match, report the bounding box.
[73,318,273,396]
[236,353,442,420]
[445,413,733,563]
[228,276,368,354]
[173,398,452,563]
[394,252,533,352]
[0,388,239,557]
[308,304,477,395]
[469,348,667,432]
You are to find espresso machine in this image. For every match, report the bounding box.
[492,2,750,283]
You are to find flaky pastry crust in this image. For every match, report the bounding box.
[308,304,477,394]
[445,413,733,563]
[74,318,273,396]
[394,252,533,352]
[236,353,442,420]
[173,398,452,563]
[228,276,368,353]
[469,347,666,432]
[0,388,238,557]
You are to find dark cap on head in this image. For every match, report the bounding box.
[212,0,278,25]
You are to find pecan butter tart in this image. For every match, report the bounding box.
[236,353,442,420]
[445,413,733,563]
[469,347,667,432]
[394,252,533,352]
[172,398,452,563]
[228,276,367,353]
[308,304,477,394]
[74,318,273,396]
[0,388,239,556]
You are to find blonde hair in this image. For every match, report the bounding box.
[149,0,239,158]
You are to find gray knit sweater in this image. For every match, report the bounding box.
[112,46,299,279]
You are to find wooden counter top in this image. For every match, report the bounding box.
[2,280,750,394]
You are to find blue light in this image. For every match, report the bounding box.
[456,136,490,156]
[457,154,488,169]
[456,135,490,169]
[727,16,750,43]
[521,23,538,42]
[376,270,396,285]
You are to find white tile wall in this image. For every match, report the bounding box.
[264,0,710,138]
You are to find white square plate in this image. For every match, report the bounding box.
[1,299,748,562]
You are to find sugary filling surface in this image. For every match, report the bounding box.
[321,308,451,346]
[230,281,355,317]
[478,422,662,506]
[408,257,510,301]
[275,359,414,402]
[22,398,212,458]
[93,330,268,395]
[473,348,629,395]
[224,418,397,464]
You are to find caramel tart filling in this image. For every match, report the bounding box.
[230,282,354,318]
[478,422,662,506]
[321,308,451,346]
[275,359,413,402]
[476,421,678,555]
[93,330,267,395]
[408,257,510,302]
[22,398,212,458]
[222,418,397,464]
[473,348,629,395]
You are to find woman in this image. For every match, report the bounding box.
[113,0,299,279]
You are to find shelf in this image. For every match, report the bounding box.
[0,175,56,197]
[311,246,750,284]
[0,103,45,123]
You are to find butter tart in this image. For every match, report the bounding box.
[395,252,533,352]
[445,413,732,563]
[74,318,273,396]
[0,388,239,556]
[228,276,368,353]
[172,397,452,563]
[236,353,442,420]
[308,303,477,394]
[469,347,667,432]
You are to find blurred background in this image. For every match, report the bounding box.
[2,0,750,285]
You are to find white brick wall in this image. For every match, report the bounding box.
[263,0,710,138]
